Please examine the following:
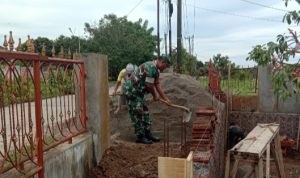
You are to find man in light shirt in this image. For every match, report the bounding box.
[112,63,136,114]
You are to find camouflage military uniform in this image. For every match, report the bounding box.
[123,61,160,137]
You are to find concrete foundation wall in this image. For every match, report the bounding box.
[81,53,110,164]
[230,111,300,140]
[211,100,226,178]
[0,133,93,178]
[42,133,93,178]
[258,65,300,113]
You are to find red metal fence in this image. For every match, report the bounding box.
[0,32,86,177]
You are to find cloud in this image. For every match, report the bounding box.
[0,0,297,68]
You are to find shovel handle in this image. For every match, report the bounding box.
[109,93,122,96]
[159,98,190,112]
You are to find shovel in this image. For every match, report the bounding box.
[159,99,192,122]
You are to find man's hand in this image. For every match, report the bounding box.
[164,98,172,105]
[113,90,117,96]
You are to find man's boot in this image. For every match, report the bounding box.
[145,128,160,142]
[136,135,153,144]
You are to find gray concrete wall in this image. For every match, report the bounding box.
[258,65,300,113]
[80,53,110,164]
[0,133,93,178]
[42,134,93,178]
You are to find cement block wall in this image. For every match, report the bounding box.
[229,111,300,140]
[258,65,300,114]
[210,99,226,178]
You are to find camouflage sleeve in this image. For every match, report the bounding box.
[123,81,134,100]
[138,63,146,78]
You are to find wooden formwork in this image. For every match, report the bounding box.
[158,151,193,178]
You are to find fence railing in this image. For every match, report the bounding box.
[0,32,86,178]
[198,65,258,96]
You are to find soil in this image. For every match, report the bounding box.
[88,73,300,178]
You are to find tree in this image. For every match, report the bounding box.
[84,14,157,79]
[54,35,86,58]
[247,1,300,100]
[170,47,202,75]
[209,54,237,76]
[34,37,54,56]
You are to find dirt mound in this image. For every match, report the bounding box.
[88,141,182,178]
[110,73,215,142]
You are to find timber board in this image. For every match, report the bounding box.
[230,123,279,158]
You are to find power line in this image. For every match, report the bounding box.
[239,0,289,13]
[185,3,283,23]
[126,0,145,16]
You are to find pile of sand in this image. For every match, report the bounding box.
[110,73,216,142]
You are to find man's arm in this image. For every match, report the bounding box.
[113,69,126,95]
[113,81,121,96]
[146,83,158,100]
[155,83,171,104]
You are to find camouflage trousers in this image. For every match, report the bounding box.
[127,98,152,137]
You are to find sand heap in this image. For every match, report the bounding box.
[110,73,217,142]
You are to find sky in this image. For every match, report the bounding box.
[0,0,299,67]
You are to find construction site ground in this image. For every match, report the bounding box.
[88,73,300,178]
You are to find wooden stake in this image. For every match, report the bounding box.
[230,157,240,178]
[266,143,270,178]
[225,151,231,178]
[297,116,300,151]
[255,157,263,178]
[273,134,286,178]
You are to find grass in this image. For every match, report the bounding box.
[198,76,258,96]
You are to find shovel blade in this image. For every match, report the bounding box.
[183,110,192,122]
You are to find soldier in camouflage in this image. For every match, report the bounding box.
[123,56,172,144]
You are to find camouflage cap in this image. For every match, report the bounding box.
[159,55,171,66]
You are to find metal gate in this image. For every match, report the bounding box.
[0,32,87,178]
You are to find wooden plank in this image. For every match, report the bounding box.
[242,164,255,178]
[257,157,263,178]
[230,158,240,178]
[266,143,270,178]
[158,157,186,178]
[274,134,286,178]
[186,151,193,178]
[225,151,231,178]
[231,123,279,158]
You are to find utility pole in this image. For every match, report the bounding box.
[168,0,173,58]
[157,0,160,58]
[185,36,191,71]
[187,36,191,55]
[177,0,182,73]
[164,33,168,55]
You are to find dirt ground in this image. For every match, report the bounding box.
[88,73,300,178]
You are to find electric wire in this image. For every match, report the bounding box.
[183,0,189,52]
[126,0,145,16]
[186,3,283,23]
[239,0,290,12]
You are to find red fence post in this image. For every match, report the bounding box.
[80,63,87,128]
[33,60,44,178]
